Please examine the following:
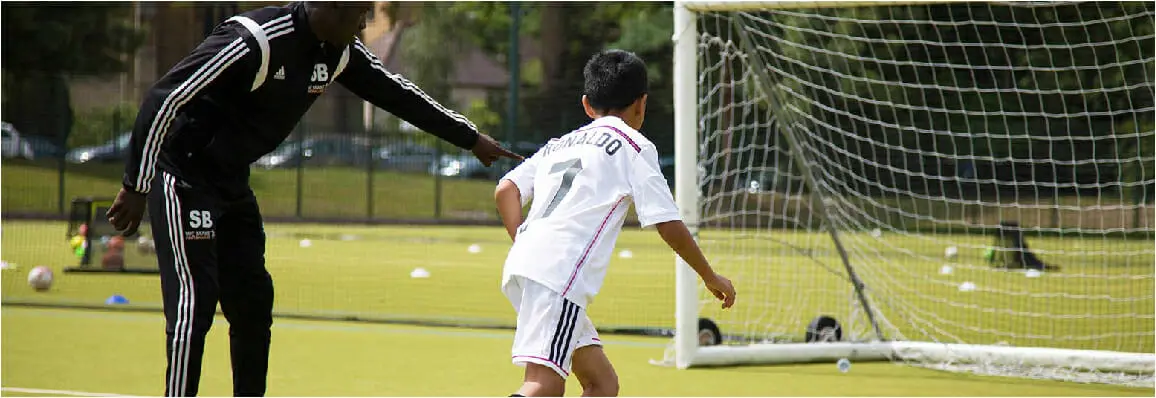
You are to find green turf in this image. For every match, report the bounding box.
[2,219,1153,395]
[3,220,1152,352]
[2,307,1151,396]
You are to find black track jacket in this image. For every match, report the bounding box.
[122,2,479,196]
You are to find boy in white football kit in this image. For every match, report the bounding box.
[494,50,737,397]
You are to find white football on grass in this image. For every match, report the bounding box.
[28,266,53,291]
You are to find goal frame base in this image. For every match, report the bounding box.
[659,341,1155,377]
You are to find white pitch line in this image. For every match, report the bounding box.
[0,387,142,397]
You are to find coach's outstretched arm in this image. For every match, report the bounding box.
[339,38,521,166]
[109,23,258,235]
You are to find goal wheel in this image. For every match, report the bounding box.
[697,317,722,346]
[805,315,842,343]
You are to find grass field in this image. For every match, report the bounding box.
[2,219,1153,396]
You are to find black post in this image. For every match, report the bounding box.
[434,145,443,219]
[506,2,521,146]
[57,146,67,215]
[295,122,305,219]
[366,126,375,220]
[57,74,79,216]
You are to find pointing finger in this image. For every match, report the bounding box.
[501,148,524,161]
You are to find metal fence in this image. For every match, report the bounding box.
[2,119,542,224]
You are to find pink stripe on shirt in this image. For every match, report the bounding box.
[560,196,628,297]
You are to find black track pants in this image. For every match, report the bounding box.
[149,170,273,397]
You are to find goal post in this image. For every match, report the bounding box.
[672,0,700,370]
[669,0,1155,387]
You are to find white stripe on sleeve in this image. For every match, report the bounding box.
[134,40,250,193]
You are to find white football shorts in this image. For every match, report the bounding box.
[503,275,601,378]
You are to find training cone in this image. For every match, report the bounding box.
[105,294,129,305]
[410,267,431,279]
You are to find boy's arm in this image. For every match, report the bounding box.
[494,150,542,241]
[654,220,713,279]
[654,220,735,308]
[495,180,523,241]
[627,146,736,308]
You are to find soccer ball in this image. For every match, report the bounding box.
[27,266,53,291]
[102,251,125,271]
[137,236,156,255]
[107,235,125,251]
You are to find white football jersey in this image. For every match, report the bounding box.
[500,116,681,308]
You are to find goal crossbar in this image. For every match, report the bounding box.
[681,1,962,12]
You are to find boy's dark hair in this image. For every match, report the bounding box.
[583,49,648,113]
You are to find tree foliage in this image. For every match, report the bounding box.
[1,2,144,76]
[412,2,678,147]
[1,3,144,142]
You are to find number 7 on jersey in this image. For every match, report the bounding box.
[541,158,584,218]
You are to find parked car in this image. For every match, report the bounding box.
[430,153,494,179]
[376,142,439,173]
[431,140,542,180]
[66,132,132,164]
[1,122,35,160]
[20,134,65,159]
[254,135,377,169]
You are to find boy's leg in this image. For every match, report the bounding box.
[572,320,619,398]
[504,276,583,397]
[518,364,567,397]
[149,171,221,397]
[216,196,274,397]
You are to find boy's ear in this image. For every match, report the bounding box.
[581,95,598,119]
[634,94,648,117]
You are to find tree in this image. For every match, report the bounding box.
[438,2,678,148]
[1,2,144,144]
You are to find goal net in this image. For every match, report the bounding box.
[667,0,1155,387]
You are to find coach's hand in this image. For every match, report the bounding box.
[471,133,523,167]
[107,188,147,237]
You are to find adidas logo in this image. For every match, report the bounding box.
[273,66,286,80]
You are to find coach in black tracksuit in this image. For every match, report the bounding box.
[106,2,520,397]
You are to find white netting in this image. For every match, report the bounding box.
[687,1,1154,386]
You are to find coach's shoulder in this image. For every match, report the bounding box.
[208,5,292,38]
[237,4,293,24]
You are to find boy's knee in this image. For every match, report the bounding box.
[580,374,619,397]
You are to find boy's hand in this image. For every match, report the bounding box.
[703,273,736,309]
